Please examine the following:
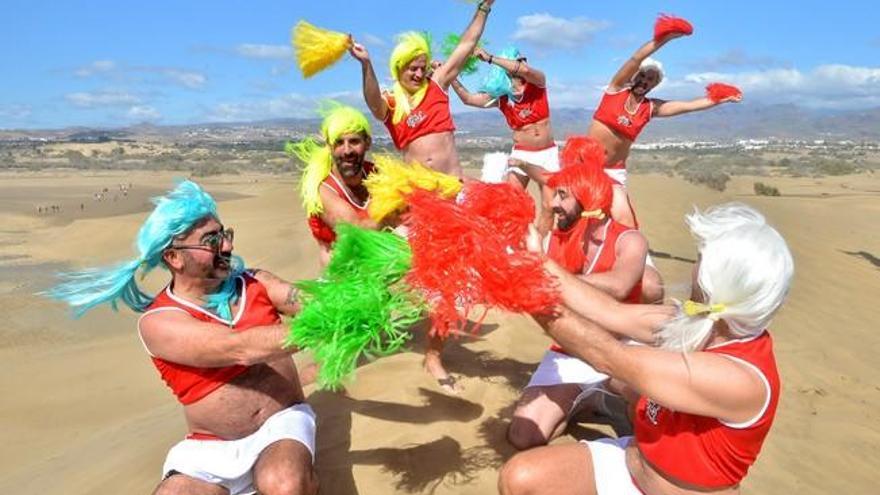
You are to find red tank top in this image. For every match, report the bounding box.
[383,79,456,150]
[548,219,642,353]
[634,331,781,488]
[307,161,374,245]
[139,272,282,405]
[498,82,550,130]
[593,88,654,141]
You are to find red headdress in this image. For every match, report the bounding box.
[546,136,614,273]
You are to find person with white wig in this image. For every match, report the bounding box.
[499,202,794,495]
[589,20,743,304]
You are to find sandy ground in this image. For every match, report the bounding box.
[0,169,878,494]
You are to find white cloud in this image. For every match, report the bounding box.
[690,49,783,71]
[0,104,32,119]
[646,64,880,109]
[235,43,292,60]
[65,90,141,108]
[126,105,161,121]
[512,13,610,51]
[205,91,363,122]
[160,69,207,89]
[361,33,386,47]
[74,60,116,77]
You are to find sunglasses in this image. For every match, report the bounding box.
[169,228,234,254]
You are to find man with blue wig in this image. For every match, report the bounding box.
[47,180,317,495]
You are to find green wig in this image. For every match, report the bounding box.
[388,31,432,125]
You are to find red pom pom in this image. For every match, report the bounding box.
[460,181,535,248]
[654,14,693,42]
[705,83,743,103]
[404,189,559,337]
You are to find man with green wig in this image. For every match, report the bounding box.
[46,180,318,495]
[288,101,384,266]
[348,0,496,178]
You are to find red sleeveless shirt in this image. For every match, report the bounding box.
[547,219,643,353]
[593,88,655,141]
[138,272,281,405]
[498,82,550,130]
[307,161,374,245]
[634,331,781,488]
[383,79,456,150]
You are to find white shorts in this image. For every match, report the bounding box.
[526,349,609,389]
[604,167,627,187]
[162,403,317,495]
[645,252,656,269]
[582,436,643,495]
[509,144,561,175]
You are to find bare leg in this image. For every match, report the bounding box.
[610,184,637,229]
[253,439,318,495]
[424,333,459,393]
[641,265,664,303]
[153,473,229,495]
[499,442,599,495]
[507,384,582,450]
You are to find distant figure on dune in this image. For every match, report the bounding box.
[349,0,496,177]
[46,180,318,495]
[500,203,793,495]
[507,136,648,451]
[450,45,558,236]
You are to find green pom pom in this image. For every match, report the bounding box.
[440,33,484,76]
[286,225,424,389]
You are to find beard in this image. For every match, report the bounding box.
[335,156,365,179]
[554,204,583,231]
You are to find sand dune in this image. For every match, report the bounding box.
[1,170,878,494]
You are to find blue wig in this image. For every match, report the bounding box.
[478,46,523,99]
[45,179,245,320]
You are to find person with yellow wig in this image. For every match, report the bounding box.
[348,0,496,178]
[287,101,384,266]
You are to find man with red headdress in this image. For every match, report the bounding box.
[507,136,649,450]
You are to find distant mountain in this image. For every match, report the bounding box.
[3,104,879,142]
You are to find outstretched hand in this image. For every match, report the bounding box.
[473,46,490,62]
[349,38,369,62]
[721,94,744,104]
[658,31,688,44]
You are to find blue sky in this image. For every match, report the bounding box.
[1,0,878,129]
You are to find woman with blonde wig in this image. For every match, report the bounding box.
[500,203,794,495]
[348,0,496,177]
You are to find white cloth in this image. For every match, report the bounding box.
[509,144,560,175]
[526,349,609,388]
[645,252,655,268]
[161,403,316,495]
[481,151,511,183]
[604,167,628,187]
[581,436,643,495]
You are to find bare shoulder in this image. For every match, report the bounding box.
[249,268,289,287]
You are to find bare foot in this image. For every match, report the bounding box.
[424,351,460,395]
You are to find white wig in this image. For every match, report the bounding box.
[657,203,794,352]
[636,57,665,82]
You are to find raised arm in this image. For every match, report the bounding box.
[608,32,685,91]
[541,308,769,425]
[139,311,293,368]
[653,93,742,118]
[474,46,546,87]
[432,0,495,88]
[349,40,389,121]
[450,78,496,108]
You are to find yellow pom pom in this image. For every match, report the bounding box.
[292,20,352,78]
[364,155,462,221]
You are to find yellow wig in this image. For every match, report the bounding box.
[364,154,462,221]
[286,101,372,216]
[388,31,432,125]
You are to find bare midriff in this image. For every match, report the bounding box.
[183,357,305,440]
[626,444,740,495]
[512,118,554,149]
[588,119,633,167]
[403,131,462,178]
